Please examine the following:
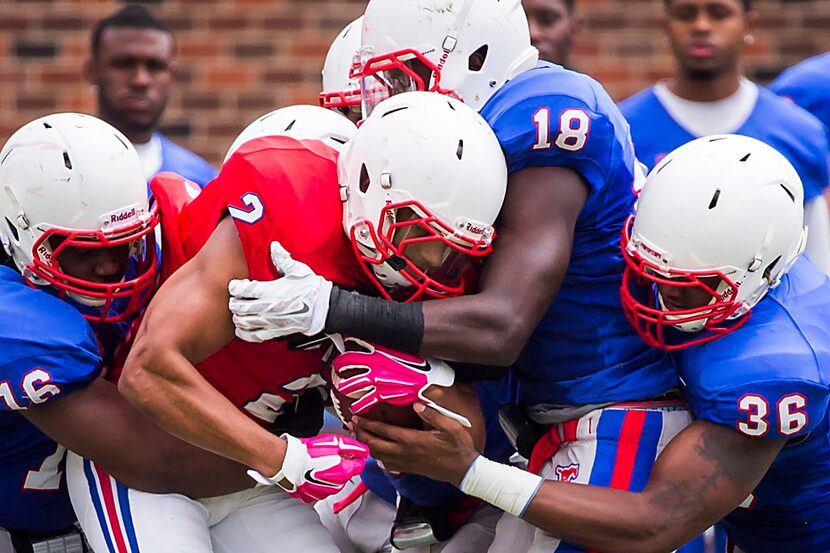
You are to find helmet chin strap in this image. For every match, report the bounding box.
[657,291,717,333]
[372,258,412,289]
[66,290,107,308]
[657,280,729,332]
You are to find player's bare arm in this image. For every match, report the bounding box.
[354,405,783,553]
[419,165,589,364]
[120,216,289,476]
[248,163,590,367]
[23,377,251,497]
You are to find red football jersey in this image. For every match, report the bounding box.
[152,136,372,426]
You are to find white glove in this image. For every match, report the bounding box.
[247,434,369,503]
[229,241,333,342]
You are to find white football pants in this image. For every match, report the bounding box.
[315,476,501,553]
[66,451,339,553]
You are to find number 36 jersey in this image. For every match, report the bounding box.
[0,266,101,533]
[676,258,830,553]
[478,61,676,407]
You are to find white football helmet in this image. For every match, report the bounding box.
[339,91,507,301]
[320,17,363,120]
[355,0,539,115]
[621,134,807,350]
[224,105,357,162]
[0,113,159,323]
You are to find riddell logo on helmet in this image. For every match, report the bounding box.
[465,222,486,235]
[101,205,139,227]
[110,207,136,223]
[640,243,661,258]
[437,49,450,72]
[36,244,51,263]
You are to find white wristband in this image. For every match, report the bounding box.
[459,455,543,518]
[246,434,306,491]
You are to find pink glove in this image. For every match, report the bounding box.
[248,434,369,503]
[331,337,471,427]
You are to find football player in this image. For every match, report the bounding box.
[227,2,689,551]
[769,51,830,245]
[0,113,249,553]
[770,51,830,133]
[320,17,364,124]
[85,5,217,186]
[524,0,581,67]
[352,135,830,553]
[55,106,366,553]
[619,0,830,274]
[118,94,507,548]
[312,22,518,553]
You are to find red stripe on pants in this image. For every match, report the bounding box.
[93,463,130,553]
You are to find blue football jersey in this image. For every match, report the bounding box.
[157,133,217,188]
[0,266,102,533]
[676,258,830,552]
[479,62,675,406]
[620,84,830,202]
[769,52,830,134]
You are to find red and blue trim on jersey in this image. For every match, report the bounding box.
[83,459,140,553]
[527,400,690,553]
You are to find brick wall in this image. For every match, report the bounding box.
[1,0,828,166]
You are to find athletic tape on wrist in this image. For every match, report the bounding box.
[325,286,424,353]
[246,434,306,491]
[459,456,543,518]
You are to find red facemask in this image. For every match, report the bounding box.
[619,215,748,351]
[350,200,494,303]
[28,203,160,324]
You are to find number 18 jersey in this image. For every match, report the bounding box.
[478,62,676,407]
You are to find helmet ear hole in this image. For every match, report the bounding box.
[763,255,782,285]
[4,217,18,242]
[468,45,488,71]
[359,163,371,193]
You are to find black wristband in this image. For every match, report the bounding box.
[325,286,425,354]
[449,362,509,382]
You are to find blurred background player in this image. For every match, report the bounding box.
[351,134,830,553]
[524,0,581,67]
[320,17,364,124]
[619,0,830,275]
[227,1,693,552]
[85,5,216,187]
[769,51,830,230]
[0,113,249,553]
[770,51,830,135]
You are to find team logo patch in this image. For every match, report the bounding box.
[554,463,580,482]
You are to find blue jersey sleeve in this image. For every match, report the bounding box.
[484,94,616,194]
[0,349,101,411]
[694,379,829,440]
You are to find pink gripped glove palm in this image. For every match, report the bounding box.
[331,336,471,427]
[248,434,369,503]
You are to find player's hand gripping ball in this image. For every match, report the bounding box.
[329,337,471,429]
